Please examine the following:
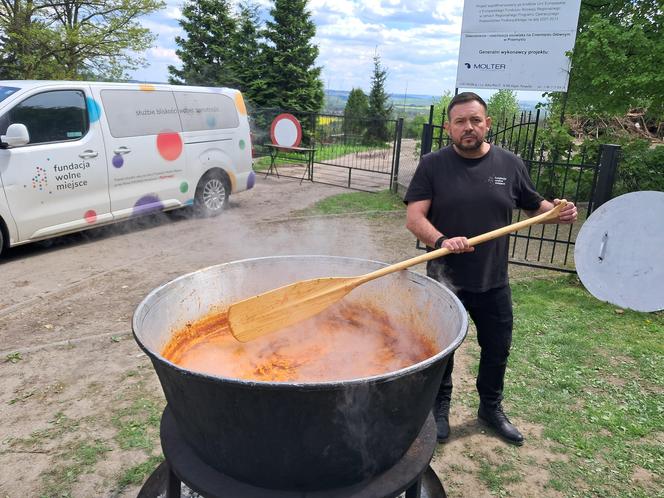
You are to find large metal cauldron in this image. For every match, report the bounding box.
[133,256,467,490]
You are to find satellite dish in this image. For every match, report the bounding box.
[574,191,664,312]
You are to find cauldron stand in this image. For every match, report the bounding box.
[138,406,446,498]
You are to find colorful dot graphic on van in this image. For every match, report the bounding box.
[133,194,163,216]
[247,171,256,190]
[206,115,216,128]
[86,97,101,123]
[235,92,247,116]
[156,132,183,161]
[180,182,189,193]
[112,154,124,168]
[84,210,97,223]
[239,139,246,150]
[139,84,156,92]
[32,166,48,190]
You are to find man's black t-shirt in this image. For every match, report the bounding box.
[404,145,543,292]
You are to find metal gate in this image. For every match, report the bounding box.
[252,108,403,192]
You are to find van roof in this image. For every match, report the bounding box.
[0,80,239,94]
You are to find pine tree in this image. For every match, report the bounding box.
[169,0,238,87]
[232,1,265,107]
[343,88,369,140]
[262,0,324,112]
[366,54,393,143]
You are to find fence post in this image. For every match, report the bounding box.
[528,107,541,162]
[591,144,621,212]
[391,118,404,193]
[310,112,317,148]
[421,123,433,157]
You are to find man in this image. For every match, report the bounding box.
[404,92,577,446]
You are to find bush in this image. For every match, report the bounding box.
[614,140,664,195]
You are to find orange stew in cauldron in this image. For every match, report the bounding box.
[162,301,437,382]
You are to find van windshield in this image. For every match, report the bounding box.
[0,86,19,103]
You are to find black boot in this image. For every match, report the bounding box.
[478,403,524,446]
[433,396,451,443]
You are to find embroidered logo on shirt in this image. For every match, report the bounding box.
[487,176,507,186]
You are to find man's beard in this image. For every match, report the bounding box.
[453,133,484,151]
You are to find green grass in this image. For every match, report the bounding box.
[9,411,81,449]
[477,459,522,495]
[39,439,110,497]
[10,393,164,496]
[8,411,114,497]
[253,143,389,171]
[5,351,23,363]
[111,397,162,450]
[110,390,164,491]
[116,454,164,489]
[503,275,664,497]
[449,274,663,496]
[294,189,405,216]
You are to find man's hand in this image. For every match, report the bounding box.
[553,198,578,224]
[442,236,475,254]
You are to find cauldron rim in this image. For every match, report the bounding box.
[133,255,468,389]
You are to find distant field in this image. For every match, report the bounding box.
[324,90,436,115]
[324,89,540,115]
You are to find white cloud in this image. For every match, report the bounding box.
[310,0,356,15]
[142,19,181,38]
[316,16,384,40]
[149,47,178,61]
[164,7,182,20]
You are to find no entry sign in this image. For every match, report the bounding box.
[270,113,302,148]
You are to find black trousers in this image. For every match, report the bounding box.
[437,285,514,408]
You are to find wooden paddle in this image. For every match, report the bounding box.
[229,201,568,342]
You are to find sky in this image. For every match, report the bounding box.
[129,0,541,101]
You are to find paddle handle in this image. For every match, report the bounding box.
[356,201,568,285]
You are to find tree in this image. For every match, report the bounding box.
[0,0,164,80]
[261,0,323,112]
[169,0,239,87]
[0,2,57,79]
[365,54,393,143]
[343,88,369,139]
[231,1,266,107]
[433,91,453,122]
[404,114,428,139]
[405,92,451,149]
[487,90,520,123]
[553,0,664,120]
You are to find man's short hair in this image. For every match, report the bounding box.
[447,92,487,118]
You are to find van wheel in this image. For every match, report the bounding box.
[0,229,3,258]
[195,170,230,217]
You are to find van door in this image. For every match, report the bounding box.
[0,86,111,241]
[91,87,187,220]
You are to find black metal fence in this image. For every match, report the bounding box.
[409,107,621,272]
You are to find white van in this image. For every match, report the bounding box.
[0,80,255,257]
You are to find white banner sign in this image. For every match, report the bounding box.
[456,0,582,92]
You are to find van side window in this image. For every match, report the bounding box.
[174,92,239,131]
[101,89,182,138]
[0,90,88,145]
